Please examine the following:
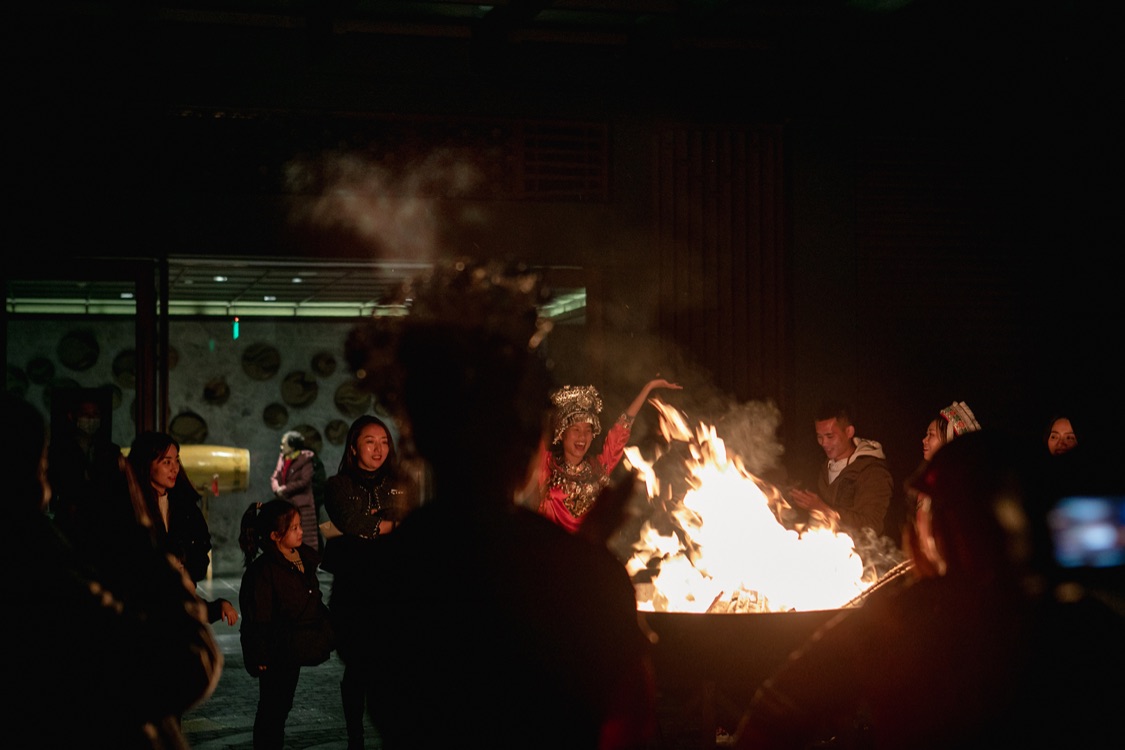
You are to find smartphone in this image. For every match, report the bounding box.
[1046,495,1125,569]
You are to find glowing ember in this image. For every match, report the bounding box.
[625,400,900,614]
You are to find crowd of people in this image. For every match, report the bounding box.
[731,426,1125,749]
[12,392,224,748]
[11,258,1122,750]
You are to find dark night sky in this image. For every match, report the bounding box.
[7,1,1121,486]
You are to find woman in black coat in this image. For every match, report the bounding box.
[127,431,213,583]
[322,414,418,750]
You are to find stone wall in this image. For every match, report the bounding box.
[8,315,379,576]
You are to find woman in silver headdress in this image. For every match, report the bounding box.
[538,378,681,533]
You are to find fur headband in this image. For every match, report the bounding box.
[940,401,981,442]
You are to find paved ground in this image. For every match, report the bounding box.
[184,573,382,750]
[184,573,726,750]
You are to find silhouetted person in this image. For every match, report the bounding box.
[344,258,658,749]
[46,386,122,545]
[733,430,1125,750]
[11,392,222,749]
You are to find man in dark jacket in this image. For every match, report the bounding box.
[789,401,893,537]
[345,259,658,750]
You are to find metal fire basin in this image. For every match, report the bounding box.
[643,609,841,749]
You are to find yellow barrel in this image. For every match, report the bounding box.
[122,443,251,494]
[178,444,251,495]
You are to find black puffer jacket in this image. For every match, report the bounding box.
[142,470,213,584]
[239,545,335,674]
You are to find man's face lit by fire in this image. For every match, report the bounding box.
[814,417,855,462]
[561,421,594,466]
[354,423,390,472]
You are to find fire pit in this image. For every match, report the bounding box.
[621,401,910,746]
[644,609,840,748]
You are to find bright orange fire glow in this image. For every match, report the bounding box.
[625,400,901,614]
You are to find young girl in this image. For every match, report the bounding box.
[238,499,335,750]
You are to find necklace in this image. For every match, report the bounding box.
[281,548,304,571]
[548,457,608,519]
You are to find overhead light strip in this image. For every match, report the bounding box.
[6,292,586,320]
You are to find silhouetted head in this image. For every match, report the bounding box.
[908,430,1052,592]
[346,258,554,500]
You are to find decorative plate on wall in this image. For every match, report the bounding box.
[26,356,55,385]
[325,418,349,445]
[57,330,100,372]
[334,379,372,418]
[294,424,324,455]
[263,402,289,429]
[241,343,281,381]
[280,371,318,408]
[203,376,231,406]
[112,350,136,389]
[311,351,337,378]
[170,411,209,444]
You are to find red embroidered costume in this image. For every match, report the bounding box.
[538,414,634,532]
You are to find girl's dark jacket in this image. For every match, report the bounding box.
[238,543,334,675]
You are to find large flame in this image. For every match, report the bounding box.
[625,400,900,614]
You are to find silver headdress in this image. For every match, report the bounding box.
[551,385,603,445]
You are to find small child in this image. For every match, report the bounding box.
[238,499,335,749]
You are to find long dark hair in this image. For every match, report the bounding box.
[127,430,192,525]
[127,431,179,500]
[338,414,397,477]
[238,499,299,567]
